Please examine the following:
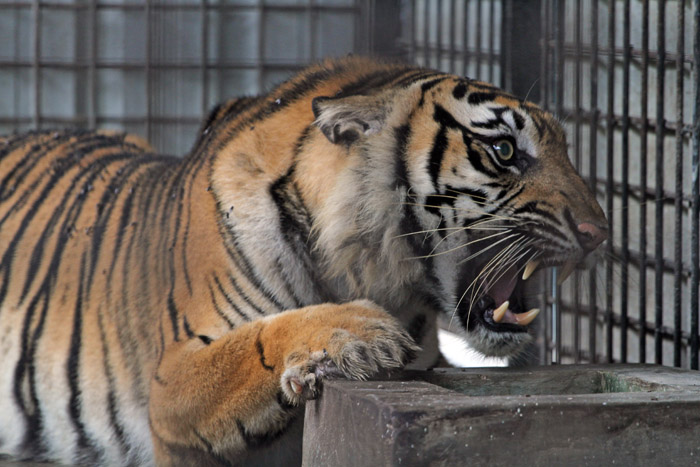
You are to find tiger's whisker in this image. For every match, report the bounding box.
[403,230,512,261]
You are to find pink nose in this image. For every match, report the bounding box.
[576,222,607,251]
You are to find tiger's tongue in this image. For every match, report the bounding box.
[487,267,518,307]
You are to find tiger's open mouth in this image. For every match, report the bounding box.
[457,256,577,334]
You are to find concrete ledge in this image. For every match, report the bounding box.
[303,365,700,466]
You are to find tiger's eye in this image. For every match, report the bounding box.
[493,140,514,160]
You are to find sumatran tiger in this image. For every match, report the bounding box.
[0,56,607,465]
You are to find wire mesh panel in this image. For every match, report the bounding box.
[401,0,700,369]
[540,0,699,369]
[0,0,372,155]
[403,0,505,87]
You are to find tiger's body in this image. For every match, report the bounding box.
[0,57,606,465]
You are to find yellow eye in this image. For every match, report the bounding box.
[493,140,514,160]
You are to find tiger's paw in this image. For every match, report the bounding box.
[279,301,420,405]
[281,350,343,404]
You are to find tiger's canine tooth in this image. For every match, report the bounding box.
[556,260,577,286]
[492,300,509,323]
[522,259,540,281]
[515,308,540,326]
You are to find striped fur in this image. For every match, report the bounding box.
[0,57,605,465]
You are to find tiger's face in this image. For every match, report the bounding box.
[313,73,606,359]
[407,78,606,357]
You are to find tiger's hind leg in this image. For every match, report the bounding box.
[148,300,418,466]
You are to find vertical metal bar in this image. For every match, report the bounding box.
[362,0,373,55]
[487,0,495,83]
[32,0,40,129]
[539,0,551,362]
[691,0,700,371]
[463,0,470,76]
[639,0,649,364]
[620,0,630,363]
[654,0,666,365]
[309,0,317,63]
[673,0,685,368]
[588,0,600,364]
[540,0,549,111]
[605,0,615,363]
[499,0,509,90]
[367,0,375,54]
[145,0,152,141]
[554,0,564,363]
[448,0,455,73]
[573,0,582,364]
[436,0,442,69]
[552,270,559,363]
[88,0,97,129]
[553,0,563,119]
[475,0,482,78]
[257,0,264,91]
[409,0,416,63]
[201,0,209,117]
[424,0,430,66]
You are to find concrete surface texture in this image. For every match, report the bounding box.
[303,364,700,466]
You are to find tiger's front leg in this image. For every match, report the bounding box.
[148,300,418,466]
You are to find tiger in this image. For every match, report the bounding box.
[0,56,607,466]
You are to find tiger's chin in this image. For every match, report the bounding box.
[454,255,580,358]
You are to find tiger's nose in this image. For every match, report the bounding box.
[576,222,608,252]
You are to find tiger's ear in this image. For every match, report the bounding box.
[312,95,387,145]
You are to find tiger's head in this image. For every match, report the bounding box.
[308,67,606,360]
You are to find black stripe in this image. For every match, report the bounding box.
[512,111,526,130]
[393,125,412,189]
[198,335,213,345]
[337,67,416,97]
[193,429,214,453]
[512,201,562,227]
[14,291,49,455]
[106,171,137,281]
[419,77,448,106]
[96,307,130,457]
[472,117,504,129]
[213,275,251,321]
[394,125,432,259]
[530,223,570,244]
[167,293,180,341]
[67,253,97,459]
[183,314,195,339]
[444,185,489,205]
[468,92,497,105]
[208,282,237,328]
[269,166,327,306]
[226,273,268,317]
[255,333,274,372]
[427,126,448,192]
[493,185,526,211]
[221,225,288,310]
[452,81,468,100]
[393,70,444,88]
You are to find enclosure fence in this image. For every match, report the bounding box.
[1,0,699,369]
